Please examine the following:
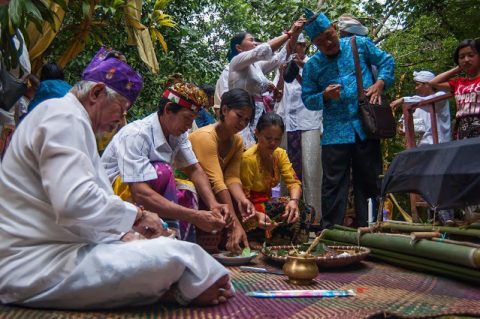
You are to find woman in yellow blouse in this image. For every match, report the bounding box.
[189,88,269,253]
[241,112,313,245]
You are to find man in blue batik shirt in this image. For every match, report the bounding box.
[301,9,395,229]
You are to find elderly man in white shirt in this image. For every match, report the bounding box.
[102,82,229,243]
[391,70,452,146]
[0,49,233,309]
[274,33,323,222]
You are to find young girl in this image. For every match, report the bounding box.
[240,112,313,246]
[430,39,480,139]
[189,88,268,253]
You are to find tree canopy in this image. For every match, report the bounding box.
[13,0,480,125]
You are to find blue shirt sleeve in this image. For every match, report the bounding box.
[302,56,326,111]
[195,108,216,128]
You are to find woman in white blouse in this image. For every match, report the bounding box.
[227,17,305,148]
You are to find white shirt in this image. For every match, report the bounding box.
[229,43,287,96]
[402,91,451,145]
[101,112,198,184]
[274,56,323,132]
[214,65,229,109]
[0,93,137,302]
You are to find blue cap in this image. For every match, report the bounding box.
[304,8,332,39]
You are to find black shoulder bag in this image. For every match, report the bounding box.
[350,36,396,139]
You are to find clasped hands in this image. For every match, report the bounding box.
[122,210,173,241]
[323,80,384,104]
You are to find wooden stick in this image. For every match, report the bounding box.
[305,229,327,255]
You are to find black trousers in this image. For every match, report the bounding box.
[321,138,382,229]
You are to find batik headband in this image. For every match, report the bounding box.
[82,47,143,105]
[162,82,208,112]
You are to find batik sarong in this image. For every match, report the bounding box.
[112,161,198,241]
[245,191,314,246]
[287,131,302,182]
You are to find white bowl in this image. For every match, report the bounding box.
[212,251,258,266]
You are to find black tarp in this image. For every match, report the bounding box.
[381,137,480,210]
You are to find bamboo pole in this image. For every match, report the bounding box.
[319,239,480,284]
[332,225,356,232]
[323,229,480,269]
[371,253,480,284]
[379,222,480,238]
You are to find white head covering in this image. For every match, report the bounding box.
[337,15,368,36]
[297,33,306,43]
[413,71,435,83]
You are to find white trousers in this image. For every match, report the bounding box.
[20,238,229,309]
[301,129,322,222]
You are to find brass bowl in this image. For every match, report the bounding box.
[282,255,319,285]
[262,245,371,268]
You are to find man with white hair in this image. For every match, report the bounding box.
[390,70,451,146]
[0,48,233,309]
[274,32,323,221]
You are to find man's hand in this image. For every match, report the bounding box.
[365,80,385,104]
[390,98,404,110]
[210,203,233,228]
[193,210,226,233]
[226,223,249,253]
[121,230,146,242]
[323,84,341,101]
[132,211,171,239]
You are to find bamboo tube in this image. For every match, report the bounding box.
[380,222,480,238]
[323,229,480,269]
[319,239,480,284]
[410,232,441,241]
[371,253,480,284]
[432,238,480,248]
[466,223,480,230]
[357,227,374,235]
[371,249,480,280]
[332,225,356,232]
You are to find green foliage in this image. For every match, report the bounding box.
[37,0,479,125]
[0,0,67,68]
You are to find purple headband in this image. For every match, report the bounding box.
[81,47,143,105]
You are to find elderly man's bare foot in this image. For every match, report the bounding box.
[192,275,234,306]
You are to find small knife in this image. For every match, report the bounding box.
[240,266,284,275]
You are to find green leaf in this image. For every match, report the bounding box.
[241,247,251,257]
[8,0,24,26]
[24,1,43,23]
[82,0,90,18]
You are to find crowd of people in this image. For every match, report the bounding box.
[1,2,480,310]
